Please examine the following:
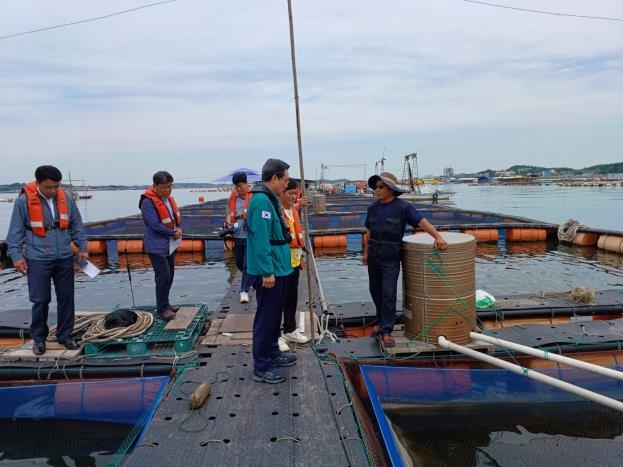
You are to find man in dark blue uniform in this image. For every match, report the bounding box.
[364,172,448,347]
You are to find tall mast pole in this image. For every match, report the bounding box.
[287,0,316,341]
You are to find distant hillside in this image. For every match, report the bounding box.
[461,162,623,178]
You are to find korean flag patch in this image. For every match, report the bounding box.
[261,210,272,219]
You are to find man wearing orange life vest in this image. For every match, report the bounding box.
[6,165,88,356]
[277,180,310,352]
[226,172,254,304]
[139,171,183,321]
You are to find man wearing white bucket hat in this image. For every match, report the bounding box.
[364,172,448,348]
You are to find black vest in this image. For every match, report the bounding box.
[366,198,410,262]
[250,183,292,245]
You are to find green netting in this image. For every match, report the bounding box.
[0,376,169,466]
[361,365,623,466]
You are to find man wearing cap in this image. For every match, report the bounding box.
[363,171,448,348]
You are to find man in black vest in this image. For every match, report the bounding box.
[363,172,447,347]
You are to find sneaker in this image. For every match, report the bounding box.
[278,336,290,352]
[284,329,310,344]
[272,354,297,367]
[252,369,286,384]
[240,291,249,303]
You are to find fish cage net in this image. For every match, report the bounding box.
[360,365,623,466]
[0,376,168,466]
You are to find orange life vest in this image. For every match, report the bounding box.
[22,181,69,237]
[228,191,252,224]
[283,206,304,248]
[140,188,181,228]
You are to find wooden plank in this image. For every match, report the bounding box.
[163,306,200,330]
[220,314,255,333]
[0,341,82,362]
[201,318,223,345]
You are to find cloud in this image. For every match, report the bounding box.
[0,0,621,184]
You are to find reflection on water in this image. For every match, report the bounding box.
[386,401,623,467]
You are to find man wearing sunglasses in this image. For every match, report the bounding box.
[363,171,447,348]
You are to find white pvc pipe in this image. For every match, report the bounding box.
[470,332,623,381]
[437,335,623,413]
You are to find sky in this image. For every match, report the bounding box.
[1,0,622,185]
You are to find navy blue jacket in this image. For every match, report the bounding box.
[140,197,180,255]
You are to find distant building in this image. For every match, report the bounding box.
[443,166,454,179]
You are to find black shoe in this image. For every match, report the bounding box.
[158,309,176,320]
[169,306,180,313]
[33,342,46,355]
[59,338,79,350]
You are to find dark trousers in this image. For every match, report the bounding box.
[282,267,300,334]
[253,275,287,372]
[148,252,176,313]
[233,238,254,292]
[368,259,401,334]
[27,256,75,343]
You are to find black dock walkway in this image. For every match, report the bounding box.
[124,275,371,467]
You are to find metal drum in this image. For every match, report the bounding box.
[312,193,326,213]
[402,232,476,345]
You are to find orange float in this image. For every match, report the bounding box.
[597,235,623,254]
[118,239,144,254]
[198,196,205,203]
[72,240,107,255]
[462,228,499,243]
[505,228,547,242]
[313,246,347,256]
[572,232,599,247]
[179,239,204,253]
[313,235,347,248]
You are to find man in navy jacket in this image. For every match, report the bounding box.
[139,171,183,320]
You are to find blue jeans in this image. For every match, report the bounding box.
[148,252,176,313]
[27,256,75,343]
[234,238,254,292]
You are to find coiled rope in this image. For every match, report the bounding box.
[49,311,154,343]
[558,218,583,242]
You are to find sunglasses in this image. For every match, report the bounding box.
[374,184,387,190]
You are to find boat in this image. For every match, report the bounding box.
[399,153,456,204]
[0,197,14,203]
[66,172,93,200]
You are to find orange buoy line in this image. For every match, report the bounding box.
[505,228,548,242]
[462,228,499,243]
[313,235,347,248]
[598,235,623,254]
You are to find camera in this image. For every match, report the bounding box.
[218,224,236,238]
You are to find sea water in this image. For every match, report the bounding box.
[1,187,623,465]
[1,183,623,236]
[385,401,623,466]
